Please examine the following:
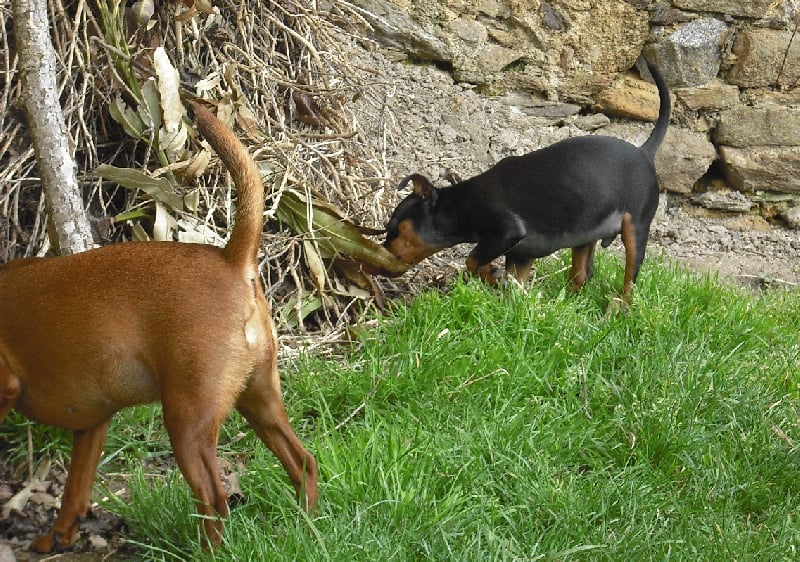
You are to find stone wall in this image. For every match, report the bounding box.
[346,0,800,228]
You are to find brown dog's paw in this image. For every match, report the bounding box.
[29,532,56,553]
[29,530,72,553]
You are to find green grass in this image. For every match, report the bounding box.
[3,252,800,560]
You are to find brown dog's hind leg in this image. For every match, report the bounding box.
[236,363,318,512]
[162,399,230,548]
[29,421,110,553]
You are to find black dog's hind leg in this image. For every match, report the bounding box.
[620,213,640,297]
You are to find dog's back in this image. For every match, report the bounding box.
[0,241,264,428]
[0,106,268,428]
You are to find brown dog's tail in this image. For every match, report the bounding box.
[193,105,265,267]
[639,59,671,161]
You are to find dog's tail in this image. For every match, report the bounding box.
[639,59,671,161]
[193,106,264,267]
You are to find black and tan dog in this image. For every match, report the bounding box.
[374,59,670,300]
[0,106,317,552]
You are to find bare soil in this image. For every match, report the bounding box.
[0,459,134,561]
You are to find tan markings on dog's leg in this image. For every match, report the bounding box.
[236,358,318,512]
[465,256,497,285]
[620,213,637,299]
[569,246,591,291]
[30,421,110,553]
[163,398,229,548]
[507,259,534,285]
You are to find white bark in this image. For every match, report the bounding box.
[11,0,95,255]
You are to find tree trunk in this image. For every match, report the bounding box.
[11,0,95,255]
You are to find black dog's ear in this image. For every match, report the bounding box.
[398,174,436,201]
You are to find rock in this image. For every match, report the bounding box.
[346,0,449,61]
[650,7,696,25]
[671,0,772,19]
[540,2,568,30]
[89,534,109,549]
[692,190,753,212]
[348,0,649,99]
[655,128,718,194]
[725,215,772,232]
[674,80,740,111]
[784,205,800,229]
[593,71,662,121]
[495,0,650,98]
[643,18,728,87]
[573,113,611,132]
[719,145,800,193]
[526,103,581,120]
[0,545,15,562]
[446,18,522,83]
[753,192,794,220]
[599,123,716,195]
[499,93,581,120]
[714,105,800,147]
[727,27,800,88]
[747,88,800,107]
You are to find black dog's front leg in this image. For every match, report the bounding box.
[465,219,526,284]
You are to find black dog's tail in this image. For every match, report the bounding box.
[639,59,671,161]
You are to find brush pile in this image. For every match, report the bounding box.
[0,0,409,332]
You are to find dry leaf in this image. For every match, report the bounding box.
[194,0,215,14]
[130,0,155,25]
[181,147,212,182]
[153,201,179,241]
[153,47,187,156]
[94,164,184,210]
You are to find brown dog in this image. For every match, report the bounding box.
[0,106,317,552]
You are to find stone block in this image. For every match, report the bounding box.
[345,0,449,61]
[714,106,800,147]
[720,145,800,193]
[644,18,728,87]
[655,127,718,194]
[671,0,772,19]
[674,80,740,111]
[593,72,662,121]
[727,28,800,88]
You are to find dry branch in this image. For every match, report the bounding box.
[10,0,94,255]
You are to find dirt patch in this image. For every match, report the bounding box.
[650,200,799,291]
[0,459,136,561]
